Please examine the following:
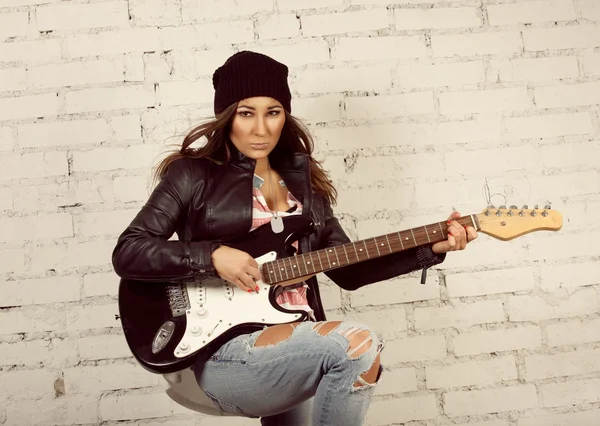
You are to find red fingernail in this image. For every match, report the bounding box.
[247,289,252,293]
[255,286,259,292]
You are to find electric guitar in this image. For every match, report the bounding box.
[117,206,562,374]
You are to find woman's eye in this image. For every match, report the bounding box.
[269,111,280,116]
[239,111,252,117]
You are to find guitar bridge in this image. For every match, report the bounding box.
[166,283,190,317]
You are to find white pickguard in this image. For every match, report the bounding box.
[173,251,303,358]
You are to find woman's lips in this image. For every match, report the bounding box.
[250,143,268,149]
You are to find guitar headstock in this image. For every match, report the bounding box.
[476,205,562,241]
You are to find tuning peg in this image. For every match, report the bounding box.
[487,204,495,209]
[534,204,539,209]
[545,204,551,210]
[499,205,506,209]
[510,205,518,209]
[522,205,528,209]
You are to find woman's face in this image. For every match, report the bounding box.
[229,96,286,161]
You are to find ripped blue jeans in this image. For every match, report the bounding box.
[194,320,384,426]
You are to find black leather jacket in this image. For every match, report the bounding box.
[112,151,444,321]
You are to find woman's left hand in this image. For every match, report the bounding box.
[432,211,478,254]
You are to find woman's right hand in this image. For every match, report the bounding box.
[211,245,261,293]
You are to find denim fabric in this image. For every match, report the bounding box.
[195,320,384,426]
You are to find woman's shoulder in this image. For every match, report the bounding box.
[164,156,219,179]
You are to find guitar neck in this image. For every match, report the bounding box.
[263,215,480,285]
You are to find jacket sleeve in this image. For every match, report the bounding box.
[112,158,220,282]
[320,199,445,291]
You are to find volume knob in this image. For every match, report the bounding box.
[197,308,208,318]
[190,325,202,336]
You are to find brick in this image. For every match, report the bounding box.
[536,82,600,109]
[113,175,151,202]
[110,115,141,141]
[0,12,29,41]
[161,21,254,50]
[0,67,27,92]
[0,188,13,210]
[540,378,600,407]
[529,229,599,260]
[509,288,597,322]
[578,0,600,19]
[0,305,66,334]
[0,370,58,401]
[65,28,161,58]
[396,7,481,30]
[195,48,235,78]
[375,367,417,395]
[258,14,300,40]
[525,348,600,380]
[0,248,25,274]
[302,9,389,37]
[182,0,272,19]
[0,126,13,151]
[366,395,438,425]
[18,119,109,148]
[336,185,413,214]
[78,210,138,237]
[456,421,510,426]
[547,317,600,347]
[0,39,61,64]
[445,144,539,176]
[160,79,212,107]
[427,356,517,389]
[29,58,126,89]
[395,60,485,89]
[0,151,67,182]
[66,85,155,114]
[433,31,521,57]
[78,334,131,361]
[0,337,78,367]
[250,39,330,69]
[0,275,80,308]
[524,25,600,51]
[100,393,175,421]
[518,409,600,426]
[415,300,505,331]
[489,56,579,83]
[447,267,535,298]
[235,0,273,15]
[540,260,600,293]
[83,271,120,298]
[30,239,116,273]
[279,0,343,9]
[383,335,446,364]
[445,385,538,416]
[14,181,71,212]
[0,93,59,121]
[292,94,342,123]
[504,112,593,140]
[65,364,159,394]
[66,303,119,330]
[440,87,532,115]
[0,213,72,243]
[345,307,408,340]
[37,1,129,31]
[314,123,427,150]
[352,153,445,183]
[346,92,435,119]
[295,66,392,94]
[4,397,99,425]
[488,0,576,25]
[453,325,542,356]
[583,54,600,76]
[129,0,181,26]
[337,35,427,61]
[72,144,157,172]
[2,0,57,5]
[413,179,487,209]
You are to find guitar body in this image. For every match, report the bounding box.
[118,215,315,374]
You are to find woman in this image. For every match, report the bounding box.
[112,51,477,425]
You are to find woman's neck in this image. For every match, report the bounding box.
[254,157,270,177]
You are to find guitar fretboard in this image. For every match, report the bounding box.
[262,215,479,285]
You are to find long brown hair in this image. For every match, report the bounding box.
[154,103,337,205]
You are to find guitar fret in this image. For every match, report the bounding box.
[285,257,294,278]
[424,226,431,243]
[300,254,308,276]
[307,252,316,274]
[374,237,381,255]
[332,247,341,267]
[384,234,392,253]
[324,247,332,268]
[410,228,416,246]
[363,240,370,258]
[342,244,350,266]
[438,221,444,237]
[280,258,289,280]
[397,232,404,249]
[352,242,360,261]
[317,249,324,272]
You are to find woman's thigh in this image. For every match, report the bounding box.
[195,320,380,419]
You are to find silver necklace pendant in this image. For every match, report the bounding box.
[271,214,284,234]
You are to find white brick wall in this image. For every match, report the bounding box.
[0,0,598,425]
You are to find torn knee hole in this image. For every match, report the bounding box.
[254,322,299,347]
[312,321,342,336]
[353,353,381,388]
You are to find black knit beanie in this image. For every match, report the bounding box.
[212,51,292,115]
